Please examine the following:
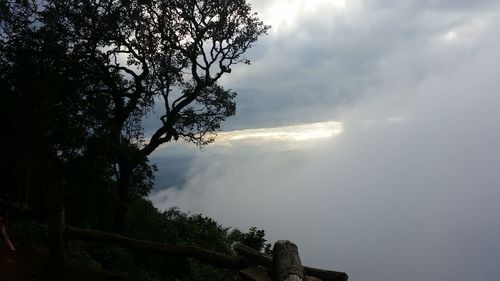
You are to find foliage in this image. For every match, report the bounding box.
[7,199,271,281]
[75,199,270,281]
[229,227,272,255]
[8,220,48,250]
[1,0,268,229]
[1,0,270,279]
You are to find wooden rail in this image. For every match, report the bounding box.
[1,198,348,280]
[66,226,249,270]
[236,243,348,281]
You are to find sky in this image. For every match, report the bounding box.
[148,1,500,280]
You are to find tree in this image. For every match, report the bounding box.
[1,0,268,230]
[57,0,269,229]
[1,1,269,274]
[0,1,125,262]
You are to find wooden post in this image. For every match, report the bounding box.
[235,243,348,281]
[272,240,307,281]
[48,204,65,267]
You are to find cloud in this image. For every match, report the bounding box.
[148,1,500,280]
[144,0,500,134]
[213,0,499,131]
[150,7,500,281]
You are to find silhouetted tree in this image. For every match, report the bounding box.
[1,0,268,231]
[59,0,269,229]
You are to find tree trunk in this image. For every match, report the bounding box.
[48,204,65,267]
[47,158,67,269]
[114,162,131,232]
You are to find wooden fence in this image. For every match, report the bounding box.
[0,198,348,281]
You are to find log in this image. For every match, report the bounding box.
[236,243,273,266]
[240,266,271,281]
[66,226,249,270]
[235,243,348,281]
[272,240,306,281]
[302,267,347,281]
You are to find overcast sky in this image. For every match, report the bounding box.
[149,1,500,280]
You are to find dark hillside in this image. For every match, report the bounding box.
[0,249,138,281]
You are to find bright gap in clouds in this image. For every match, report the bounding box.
[150,2,500,280]
[264,0,347,29]
[148,120,343,152]
[215,120,343,145]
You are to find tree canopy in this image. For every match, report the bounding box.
[1,0,268,227]
[0,1,270,279]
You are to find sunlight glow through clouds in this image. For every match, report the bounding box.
[444,30,457,41]
[263,0,347,29]
[215,120,343,145]
[150,121,344,152]
[442,17,490,43]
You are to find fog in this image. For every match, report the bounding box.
[152,43,500,280]
[150,1,500,280]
